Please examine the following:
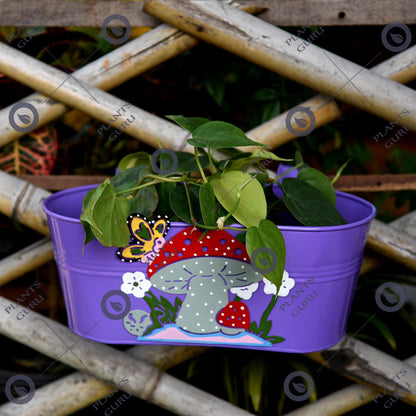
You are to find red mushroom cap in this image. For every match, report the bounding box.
[147,226,250,278]
[217,301,250,330]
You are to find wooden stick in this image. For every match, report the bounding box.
[0,345,209,416]
[306,335,416,406]
[283,355,416,416]
[0,238,54,286]
[0,170,51,236]
[0,295,253,416]
[144,0,416,135]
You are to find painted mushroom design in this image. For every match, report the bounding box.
[217,301,250,335]
[147,226,263,334]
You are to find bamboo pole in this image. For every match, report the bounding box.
[0,1,262,148]
[0,170,51,236]
[0,295,253,416]
[144,0,416,135]
[0,23,197,147]
[0,42,191,151]
[0,238,54,286]
[283,354,416,416]
[367,219,416,271]
[246,42,416,150]
[0,345,209,416]
[306,335,416,406]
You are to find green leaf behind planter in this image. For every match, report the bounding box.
[110,165,150,194]
[199,182,217,226]
[189,121,267,148]
[282,178,347,226]
[298,167,336,205]
[128,186,158,217]
[246,219,286,289]
[209,171,266,228]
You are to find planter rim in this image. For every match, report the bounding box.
[43,185,376,232]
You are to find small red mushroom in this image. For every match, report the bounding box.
[217,301,251,335]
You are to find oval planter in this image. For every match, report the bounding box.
[43,184,376,352]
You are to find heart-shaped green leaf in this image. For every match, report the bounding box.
[209,170,266,228]
[297,167,336,205]
[282,178,347,226]
[117,152,150,172]
[246,219,286,289]
[166,115,211,133]
[189,121,267,149]
[80,179,130,247]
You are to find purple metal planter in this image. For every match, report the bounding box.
[43,184,376,352]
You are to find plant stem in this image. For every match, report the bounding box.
[194,148,208,184]
[273,162,304,182]
[221,177,254,224]
[115,175,188,196]
[183,182,195,222]
[208,149,218,174]
[191,221,246,232]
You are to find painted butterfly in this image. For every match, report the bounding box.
[117,214,170,263]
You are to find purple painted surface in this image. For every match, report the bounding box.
[43,184,376,352]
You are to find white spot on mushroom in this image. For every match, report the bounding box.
[149,269,152,273]
[242,321,245,325]
[215,326,219,330]
[230,280,234,283]
[241,265,245,269]
[229,305,233,309]
[211,269,215,272]
[197,323,200,326]
[199,271,203,274]
[218,300,222,304]
[170,270,173,273]
[209,262,213,265]
[240,306,245,310]
[194,253,197,256]
[227,247,230,250]
[204,302,208,306]
[210,310,214,314]
[232,323,235,327]
[184,232,187,235]
[223,252,227,255]
[219,320,223,323]
[209,292,213,295]
[201,329,205,332]
[191,293,195,296]
[243,257,247,261]
[182,248,186,251]
[215,248,219,251]
[212,279,216,282]
[162,286,166,290]
[207,236,211,239]
[183,326,187,330]
[196,312,199,316]
[179,315,182,319]
[195,262,198,264]
[242,314,246,317]
[209,318,213,322]
[231,239,235,242]
[186,304,190,308]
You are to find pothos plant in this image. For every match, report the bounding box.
[81,115,346,292]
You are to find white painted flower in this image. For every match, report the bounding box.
[263,270,295,297]
[230,282,259,300]
[121,271,152,298]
